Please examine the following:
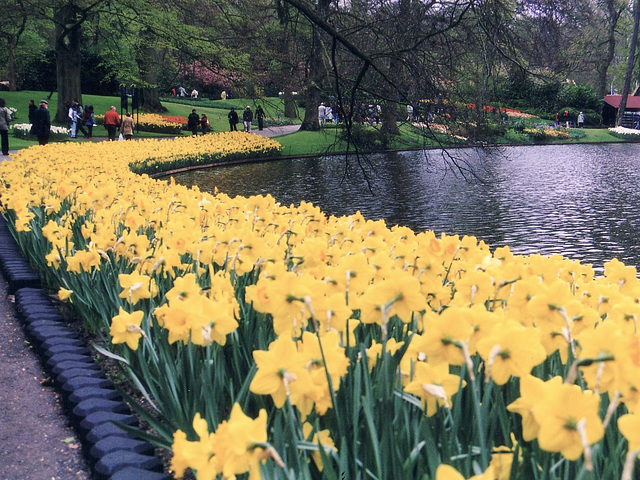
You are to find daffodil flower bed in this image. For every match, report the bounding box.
[12,123,71,142]
[2,134,640,479]
[127,132,282,174]
[95,113,183,134]
[523,127,571,141]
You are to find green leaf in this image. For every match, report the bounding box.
[91,342,130,365]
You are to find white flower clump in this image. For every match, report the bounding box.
[12,123,70,135]
[608,126,640,136]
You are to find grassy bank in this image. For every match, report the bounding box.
[0,91,632,154]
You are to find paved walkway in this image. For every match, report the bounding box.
[0,275,90,479]
[0,124,300,163]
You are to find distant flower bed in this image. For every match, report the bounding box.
[523,126,571,141]
[12,123,70,142]
[608,126,640,139]
[128,131,282,174]
[161,115,188,128]
[94,113,183,135]
[468,104,538,118]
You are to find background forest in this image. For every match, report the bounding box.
[1,0,639,136]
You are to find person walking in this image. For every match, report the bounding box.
[242,106,253,132]
[68,101,79,138]
[200,114,210,135]
[255,105,265,130]
[75,101,88,138]
[577,111,585,128]
[187,109,200,136]
[84,105,94,140]
[121,111,135,140]
[228,107,238,131]
[0,98,11,156]
[318,103,326,126]
[30,100,51,146]
[103,106,120,141]
[28,100,37,124]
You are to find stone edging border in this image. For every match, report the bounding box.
[0,216,171,480]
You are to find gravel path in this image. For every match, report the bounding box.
[0,276,91,479]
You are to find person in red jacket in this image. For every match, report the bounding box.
[103,106,120,141]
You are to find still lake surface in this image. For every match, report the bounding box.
[172,143,640,273]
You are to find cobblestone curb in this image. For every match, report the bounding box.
[0,216,171,480]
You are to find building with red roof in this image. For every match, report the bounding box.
[603,95,640,126]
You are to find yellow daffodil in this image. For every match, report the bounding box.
[619,412,640,454]
[110,308,145,350]
[118,271,157,305]
[250,336,315,408]
[476,321,546,385]
[303,423,336,471]
[404,361,464,416]
[532,380,604,461]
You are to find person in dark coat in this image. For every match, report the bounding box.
[255,105,265,130]
[30,100,51,146]
[200,114,209,135]
[0,98,11,155]
[28,100,37,124]
[242,106,253,132]
[228,107,238,131]
[187,109,200,136]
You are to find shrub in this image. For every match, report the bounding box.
[558,84,601,111]
[340,124,395,150]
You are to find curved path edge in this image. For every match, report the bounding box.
[0,216,172,480]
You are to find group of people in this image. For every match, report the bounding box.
[554,110,586,128]
[0,98,273,155]
[318,103,339,125]
[64,100,97,139]
[170,86,198,99]
[187,109,210,136]
[102,106,136,141]
[227,105,265,132]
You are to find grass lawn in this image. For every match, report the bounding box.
[0,90,632,153]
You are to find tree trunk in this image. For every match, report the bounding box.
[284,88,296,118]
[616,0,640,126]
[299,33,322,131]
[596,0,623,99]
[139,87,166,113]
[54,3,83,124]
[380,54,400,135]
[136,29,166,113]
[300,0,330,131]
[7,40,17,91]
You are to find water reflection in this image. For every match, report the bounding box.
[172,143,640,271]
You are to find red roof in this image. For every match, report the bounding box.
[604,95,640,109]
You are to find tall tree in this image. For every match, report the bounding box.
[592,0,627,98]
[0,0,29,91]
[53,3,83,122]
[617,0,640,125]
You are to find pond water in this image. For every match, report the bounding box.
[172,143,640,272]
